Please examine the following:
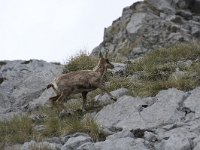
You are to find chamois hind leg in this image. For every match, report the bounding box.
[49,95,60,101]
[58,90,72,104]
[82,91,88,111]
[56,92,65,104]
[49,95,60,105]
[54,92,70,110]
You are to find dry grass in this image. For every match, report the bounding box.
[64,50,98,73]
[0,104,104,148]
[0,115,33,145]
[123,42,200,97]
[36,106,104,141]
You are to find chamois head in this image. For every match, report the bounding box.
[98,51,114,70]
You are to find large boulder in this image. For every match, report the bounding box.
[95,88,187,131]
[126,13,146,41]
[0,60,64,120]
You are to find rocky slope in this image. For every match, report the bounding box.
[9,87,200,150]
[91,0,200,60]
[1,0,200,150]
[1,57,200,150]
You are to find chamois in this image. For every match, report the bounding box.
[47,51,116,111]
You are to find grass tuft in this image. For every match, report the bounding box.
[0,105,105,147]
[63,50,98,73]
[0,115,33,145]
[116,42,200,97]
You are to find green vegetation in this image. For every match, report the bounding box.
[38,105,102,141]
[1,42,200,148]
[0,106,104,147]
[62,42,200,97]
[0,115,33,145]
[106,76,136,96]
[37,106,104,141]
[125,42,200,96]
[104,42,200,97]
[64,50,98,73]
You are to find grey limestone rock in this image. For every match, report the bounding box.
[95,88,186,131]
[21,140,57,150]
[0,60,64,120]
[95,88,129,105]
[111,62,127,76]
[91,0,200,60]
[161,132,192,150]
[184,87,200,118]
[61,134,92,150]
[126,12,146,41]
[93,137,148,150]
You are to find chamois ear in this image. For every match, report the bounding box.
[99,51,103,58]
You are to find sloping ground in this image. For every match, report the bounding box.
[1,55,200,149]
[95,88,200,149]
[0,60,64,120]
[1,0,200,149]
[1,45,200,150]
[14,87,200,150]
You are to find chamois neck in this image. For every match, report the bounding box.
[93,60,107,76]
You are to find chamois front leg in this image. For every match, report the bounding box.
[82,91,88,111]
[98,85,117,101]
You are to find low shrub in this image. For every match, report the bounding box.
[64,51,98,73]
